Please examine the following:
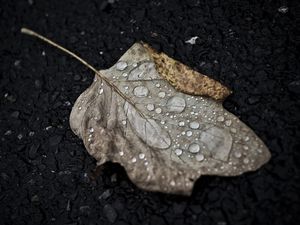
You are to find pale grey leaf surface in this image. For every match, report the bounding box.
[69,43,271,195]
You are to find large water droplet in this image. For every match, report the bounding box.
[166,96,186,113]
[188,143,200,153]
[133,86,149,97]
[116,61,128,71]
[189,121,200,129]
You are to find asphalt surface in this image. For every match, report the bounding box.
[0,0,299,225]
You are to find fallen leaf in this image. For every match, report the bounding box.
[70,43,271,195]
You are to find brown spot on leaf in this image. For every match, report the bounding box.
[142,43,232,101]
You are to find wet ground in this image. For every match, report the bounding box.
[0,0,299,224]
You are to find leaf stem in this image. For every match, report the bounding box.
[21,28,144,118]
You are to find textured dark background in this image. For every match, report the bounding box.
[0,0,299,225]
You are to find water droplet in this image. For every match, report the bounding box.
[116,61,128,70]
[217,116,225,122]
[131,157,137,163]
[155,107,162,114]
[133,86,149,97]
[244,136,250,142]
[146,104,155,111]
[158,91,166,98]
[175,148,183,156]
[195,154,204,161]
[243,158,250,164]
[122,72,128,77]
[98,88,104,94]
[178,121,185,127]
[170,180,175,186]
[166,96,186,113]
[17,134,23,140]
[89,128,94,133]
[243,145,249,150]
[78,106,82,110]
[119,151,124,156]
[139,153,145,159]
[234,151,242,158]
[155,83,161,88]
[189,121,200,129]
[188,143,200,153]
[121,120,127,125]
[225,120,232,126]
[160,120,165,125]
[186,131,193,137]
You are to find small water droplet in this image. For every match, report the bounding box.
[225,120,232,126]
[155,107,162,114]
[116,61,128,70]
[122,72,128,77]
[188,143,200,153]
[170,180,175,186]
[121,120,127,125]
[243,158,250,164]
[78,106,82,110]
[158,91,166,98]
[186,131,193,137]
[178,121,185,127]
[89,128,94,133]
[155,83,161,88]
[132,62,138,67]
[160,120,165,125]
[146,104,155,111]
[131,157,137,163]
[189,121,200,129]
[17,134,23,140]
[244,136,250,142]
[243,145,249,150]
[175,148,183,156]
[217,116,225,122]
[119,151,124,156]
[139,153,145,159]
[195,154,204,161]
[234,151,242,158]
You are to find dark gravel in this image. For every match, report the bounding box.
[1,0,299,225]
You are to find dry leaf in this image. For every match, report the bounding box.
[69,43,271,195]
